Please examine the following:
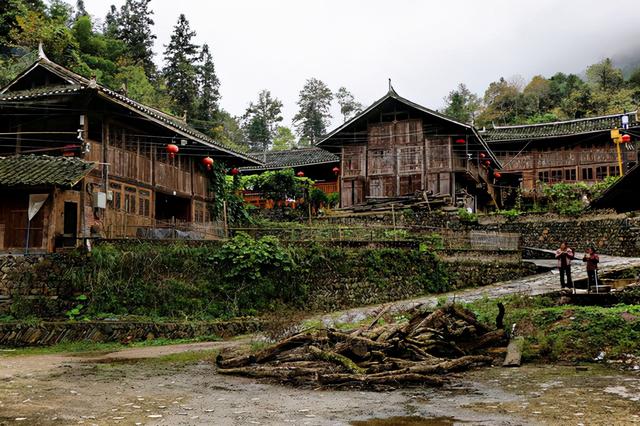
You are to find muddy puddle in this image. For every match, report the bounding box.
[1,357,639,425]
[351,416,463,425]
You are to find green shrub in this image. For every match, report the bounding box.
[457,208,478,223]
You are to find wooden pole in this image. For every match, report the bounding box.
[223,200,229,239]
[391,203,397,241]
[307,187,312,226]
[24,218,31,255]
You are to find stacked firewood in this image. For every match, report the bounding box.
[216,304,507,389]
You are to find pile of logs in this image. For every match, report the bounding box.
[216,304,507,389]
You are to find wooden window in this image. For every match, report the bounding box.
[595,166,608,180]
[109,182,122,210]
[124,186,137,214]
[609,165,620,177]
[564,169,576,181]
[551,169,562,182]
[581,167,593,180]
[138,189,151,217]
[538,171,550,182]
[398,146,423,174]
[368,149,394,175]
[342,146,365,178]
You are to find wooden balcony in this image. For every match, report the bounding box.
[107,147,152,184]
[155,161,191,195]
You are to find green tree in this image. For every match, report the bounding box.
[9,8,78,66]
[243,90,283,154]
[107,0,157,78]
[548,72,586,108]
[0,0,45,43]
[212,110,249,152]
[628,67,640,89]
[442,83,481,123]
[163,14,199,120]
[335,86,363,122]
[47,0,73,26]
[272,126,296,151]
[74,0,87,20]
[195,43,220,124]
[113,63,158,105]
[476,77,522,126]
[586,58,624,91]
[293,78,333,143]
[523,75,551,115]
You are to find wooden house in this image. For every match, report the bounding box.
[480,112,639,192]
[0,51,260,252]
[239,147,340,208]
[317,86,503,211]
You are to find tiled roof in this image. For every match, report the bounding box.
[0,155,95,187]
[240,147,339,172]
[480,112,639,143]
[0,58,260,165]
[0,85,83,100]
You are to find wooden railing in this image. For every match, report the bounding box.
[314,181,339,194]
[155,161,191,194]
[107,147,152,184]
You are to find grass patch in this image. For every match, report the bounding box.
[464,295,640,362]
[0,334,221,357]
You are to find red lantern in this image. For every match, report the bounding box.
[297,171,305,177]
[166,143,179,159]
[484,160,491,166]
[202,156,214,170]
[494,171,502,179]
[332,166,340,175]
[621,134,631,143]
[455,138,466,144]
[230,167,239,176]
[479,152,486,159]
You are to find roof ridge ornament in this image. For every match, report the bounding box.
[388,78,397,96]
[37,41,48,61]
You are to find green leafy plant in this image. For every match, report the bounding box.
[212,233,302,316]
[326,192,340,208]
[206,161,252,226]
[65,294,88,320]
[457,208,478,223]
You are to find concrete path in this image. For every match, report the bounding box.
[0,339,249,379]
[323,253,640,326]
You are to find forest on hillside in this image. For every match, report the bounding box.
[1,0,639,154]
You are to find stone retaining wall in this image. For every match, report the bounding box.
[307,259,534,312]
[320,211,640,256]
[0,318,262,347]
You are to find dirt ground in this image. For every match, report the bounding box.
[1,341,640,425]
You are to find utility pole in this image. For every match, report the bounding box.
[610,128,625,177]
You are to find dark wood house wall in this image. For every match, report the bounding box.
[339,119,497,209]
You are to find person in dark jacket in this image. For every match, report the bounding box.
[555,241,574,290]
[583,246,600,292]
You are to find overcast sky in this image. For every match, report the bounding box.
[81,0,640,130]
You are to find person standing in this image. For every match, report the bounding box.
[583,246,600,292]
[555,242,574,290]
